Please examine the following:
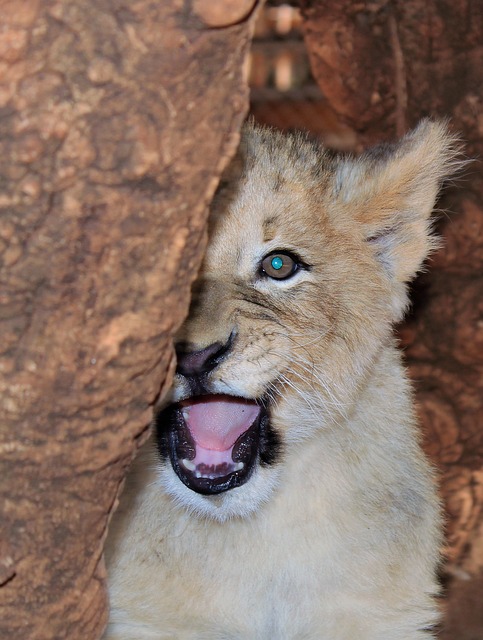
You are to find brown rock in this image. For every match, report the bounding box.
[0,0,259,638]
[193,0,258,27]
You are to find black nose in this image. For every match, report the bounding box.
[175,334,234,377]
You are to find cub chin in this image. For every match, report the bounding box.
[104,121,460,640]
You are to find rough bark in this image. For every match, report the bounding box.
[0,1,259,638]
[300,1,483,636]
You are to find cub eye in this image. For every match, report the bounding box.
[260,252,299,280]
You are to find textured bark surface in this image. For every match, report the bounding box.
[0,0,258,638]
[300,1,483,636]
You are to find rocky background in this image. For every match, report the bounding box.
[1,0,481,638]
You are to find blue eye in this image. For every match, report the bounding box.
[261,252,299,280]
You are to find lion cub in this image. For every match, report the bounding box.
[104,121,459,639]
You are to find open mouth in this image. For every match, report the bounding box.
[155,395,270,495]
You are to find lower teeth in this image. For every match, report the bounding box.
[181,459,244,478]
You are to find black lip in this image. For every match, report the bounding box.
[155,397,277,496]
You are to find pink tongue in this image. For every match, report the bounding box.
[182,396,260,452]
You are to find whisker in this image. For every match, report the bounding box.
[262,345,350,420]
[276,373,323,423]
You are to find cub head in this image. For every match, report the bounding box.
[154,120,459,521]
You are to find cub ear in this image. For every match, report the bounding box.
[333,120,461,289]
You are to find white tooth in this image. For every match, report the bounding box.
[233,462,244,472]
[181,458,196,472]
[182,410,189,421]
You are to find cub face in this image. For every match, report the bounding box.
[154,121,458,521]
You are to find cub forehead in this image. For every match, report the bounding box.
[206,178,321,277]
[239,130,333,214]
[210,147,331,242]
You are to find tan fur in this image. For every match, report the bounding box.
[104,121,460,639]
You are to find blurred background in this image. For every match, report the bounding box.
[248,2,356,149]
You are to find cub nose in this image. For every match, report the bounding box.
[175,334,233,377]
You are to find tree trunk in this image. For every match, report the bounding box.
[300,1,483,636]
[0,1,259,638]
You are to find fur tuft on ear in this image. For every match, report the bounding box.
[332,120,463,319]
